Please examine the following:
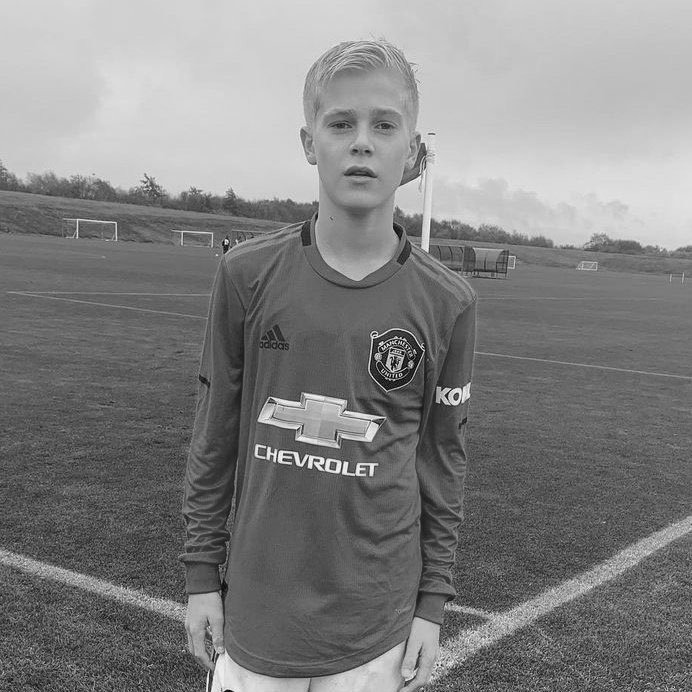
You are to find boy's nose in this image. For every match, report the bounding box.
[350,126,373,154]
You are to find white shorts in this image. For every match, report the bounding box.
[208,641,406,692]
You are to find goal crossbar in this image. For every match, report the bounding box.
[171,230,214,247]
[63,218,118,241]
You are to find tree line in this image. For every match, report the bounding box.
[582,232,691,258]
[1,158,688,254]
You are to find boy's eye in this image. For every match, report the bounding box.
[330,122,351,130]
[376,122,397,131]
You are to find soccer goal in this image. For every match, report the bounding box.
[63,218,118,241]
[669,272,686,284]
[171,230,214,248]
[508,255,516,269]
[576,260,598,271]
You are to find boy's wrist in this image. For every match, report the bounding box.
[184,562,222,594]
[414,592,448,625]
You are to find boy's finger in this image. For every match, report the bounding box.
[400,639,420,681]
[191,628,214,671]
[209,614,226,655]
[405,652,436,690]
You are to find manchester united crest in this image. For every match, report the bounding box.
[368,328,425,392]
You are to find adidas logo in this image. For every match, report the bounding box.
[260,324,290,351]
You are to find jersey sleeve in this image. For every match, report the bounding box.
[179,260,245,594]
[414,296,477,624]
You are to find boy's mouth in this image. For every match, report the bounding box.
[344,166,376,178]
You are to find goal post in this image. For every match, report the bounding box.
[669,272,686,284]
[576,260,598,271]
[171,230,214,248]
[62,218,118,241]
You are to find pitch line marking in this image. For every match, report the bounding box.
[477,351,692,381]
[2,515,691,678]
[445,603,495,619]
[8,292,690,380]
[480,296,662,301]
[7,291,206,320]
[0,548,185,622]
[432,514,692,681]
[14,291,211,296]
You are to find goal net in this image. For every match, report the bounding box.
[171,230,214,248]
[576,261,598,271]
[62,218,118,241]
[508,255,516,269]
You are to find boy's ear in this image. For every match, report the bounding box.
[400,131,424,186]
[406,130,422,170]
[300,126,317,166]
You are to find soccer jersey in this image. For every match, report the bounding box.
[180,215,477,677]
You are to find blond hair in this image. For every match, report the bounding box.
[303,39,419,130]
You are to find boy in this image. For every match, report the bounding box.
[181,40,477,691]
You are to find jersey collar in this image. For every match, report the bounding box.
[301,214,411,288]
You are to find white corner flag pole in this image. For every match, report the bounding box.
[420,132,436,253]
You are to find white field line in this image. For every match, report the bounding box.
[7,291,206,320]
[0,548,185,622]
[16,291,211,296]
[477,351,692,381]
[8,291,690,380]
[481,296,663,301]
[431,514,692,681]
[445,603,494,619]
[2,515,691,676]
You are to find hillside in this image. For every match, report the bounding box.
[1,190,690,275]
[0,190,283,244]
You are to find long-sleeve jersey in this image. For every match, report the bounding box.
[180,216,477,677]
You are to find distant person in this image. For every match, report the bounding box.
[221,234,231,254]
[181,39,477,692]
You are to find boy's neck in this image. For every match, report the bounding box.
[314,197,400,281]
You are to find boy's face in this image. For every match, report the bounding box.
[301,68,420,214]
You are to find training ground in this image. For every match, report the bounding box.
[1,233,690,691]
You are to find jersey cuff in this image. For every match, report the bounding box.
[414,592,448,625]
[184,562,222,594]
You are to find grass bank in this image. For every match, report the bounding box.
[0,190,283,244]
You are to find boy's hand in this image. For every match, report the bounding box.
[185,591,225,672]
[401,616,440,690]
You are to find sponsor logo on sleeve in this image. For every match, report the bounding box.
[435,383,471,406]
[368,328,425,392]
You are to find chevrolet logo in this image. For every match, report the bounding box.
[257,393,386,448]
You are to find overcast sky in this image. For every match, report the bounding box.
[2,0,690,249]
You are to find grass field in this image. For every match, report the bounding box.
[1,232,690,691]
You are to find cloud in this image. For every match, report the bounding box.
[398,175,686,249]
[2,0,690,250]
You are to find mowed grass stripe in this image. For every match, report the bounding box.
[7,291,206,319]
[477,351,692,381]
[3,516,690,675]
[431,514,692,681]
